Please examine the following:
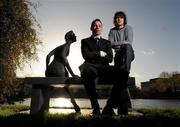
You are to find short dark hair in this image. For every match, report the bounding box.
[90,18,102,30]
[113,11,127,26]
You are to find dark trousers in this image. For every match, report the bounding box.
[80,63,128,111]
[114,44,135,72]
[107,44,134,110]
[106,71,130,109]
[80,63,103,111]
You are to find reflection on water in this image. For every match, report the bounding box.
[131,99,180,109]
[17,98,180,114]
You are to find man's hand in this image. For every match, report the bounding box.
[100,51,107,57]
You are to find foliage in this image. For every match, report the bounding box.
[0,0,41,102]
[174,75,180,83]
[141,71,180,99]
[154,78,171,93]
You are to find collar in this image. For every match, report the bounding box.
[115,25,126,30]
[92,35,101,39]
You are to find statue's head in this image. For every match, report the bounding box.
[65,30,76,42]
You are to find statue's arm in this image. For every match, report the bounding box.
[63,57,75,77]
[63,44,79,78]
[46,49,55,68]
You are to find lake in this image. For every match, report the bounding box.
[17,98,180,114]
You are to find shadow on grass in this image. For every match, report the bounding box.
[0,111,180,127]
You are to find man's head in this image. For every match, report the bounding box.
[65,30,76,42]
[113,11,127,28]
[90,19,102,36]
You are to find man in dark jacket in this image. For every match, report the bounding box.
[79,19,113,115]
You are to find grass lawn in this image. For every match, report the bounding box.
[0,104,180,127]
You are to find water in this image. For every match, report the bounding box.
[18,98,180,111]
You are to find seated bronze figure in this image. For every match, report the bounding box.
[45,30,80,112]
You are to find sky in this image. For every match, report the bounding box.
[17,0,180,87]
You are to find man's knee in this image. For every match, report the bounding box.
[125,44,135,61]
[81,66,98,80]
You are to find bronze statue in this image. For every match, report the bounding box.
[45,30,80,112]
[46,30,79,78]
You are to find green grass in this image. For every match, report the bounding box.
[0,104,180,127]
[0,104,29,116]
[136,108,180,118]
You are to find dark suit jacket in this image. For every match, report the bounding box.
[81,36,113,65]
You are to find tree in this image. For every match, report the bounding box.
[154,78,171,93]
[154,72,180,97]
[169,73,180,93]
[0,0,41,102]
[159,72,170,78]
[174,74,180,86]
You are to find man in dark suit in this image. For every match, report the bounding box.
[79,19,113,115]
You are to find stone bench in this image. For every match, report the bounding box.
[23,76,135,114]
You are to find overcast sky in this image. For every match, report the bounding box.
[17,0,180,87]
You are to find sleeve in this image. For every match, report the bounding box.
[108,29,120,48]
[100,40,113,63]
[123,25,133,45]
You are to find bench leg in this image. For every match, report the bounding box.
[40,87,50,113]
[30,88,44,114]
[30,86,50,114]
[64,86,80,113]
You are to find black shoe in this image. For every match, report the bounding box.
[117,107,128,115]
[102,106,115,116]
